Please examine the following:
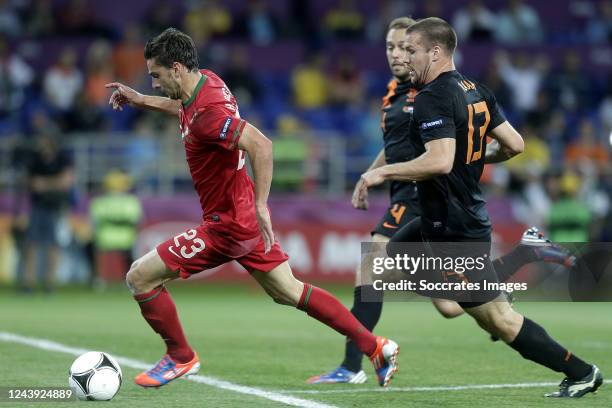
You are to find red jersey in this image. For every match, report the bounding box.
[179,69,259,244]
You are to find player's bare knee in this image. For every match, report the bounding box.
[126,259,151,294]
[439,308,463,319]
[432,303,452,319]
[433,300,464,319]
[125,262,138,293]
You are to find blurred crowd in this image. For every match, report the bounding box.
[1,0,611,244]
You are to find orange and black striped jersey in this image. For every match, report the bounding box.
[380,78,419,206]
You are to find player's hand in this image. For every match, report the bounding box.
[105,82,144,111]
[352,178,369,210]
[255,205,274,254]
[357,169,385,206]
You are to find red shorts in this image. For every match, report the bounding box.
[156,224,289,279]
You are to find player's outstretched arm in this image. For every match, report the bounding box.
[238,122,275,253]
[485,121,525,164]
[105,82,181,116]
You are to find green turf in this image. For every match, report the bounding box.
[0,283,610,407]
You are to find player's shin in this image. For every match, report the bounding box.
[508,317,592,380]
[134,286,195,363]
[297,283,377,356]
[342,285,383,372]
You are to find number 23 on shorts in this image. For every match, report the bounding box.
[168,229,206,259]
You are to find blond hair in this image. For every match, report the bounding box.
[388,17,416,31]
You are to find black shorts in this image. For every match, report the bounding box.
[371,202,420,238]
[422,233,500,308]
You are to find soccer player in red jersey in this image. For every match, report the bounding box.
[105,27,399,388]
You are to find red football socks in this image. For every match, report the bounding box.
[297,283,377,356]
[134,286,195,363]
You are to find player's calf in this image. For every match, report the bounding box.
[255,263,400,387]
[127,249,195,374]
[265,277,303,306]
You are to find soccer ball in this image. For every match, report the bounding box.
[68,351,122,401]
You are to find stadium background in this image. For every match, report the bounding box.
[0,0,611,285]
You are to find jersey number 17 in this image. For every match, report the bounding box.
[466,101,490,164]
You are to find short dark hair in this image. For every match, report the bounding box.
[387,17,416,31]
[405,17,457,54]
[144,27,199,71]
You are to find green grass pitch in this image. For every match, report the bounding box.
[0,283,610,407]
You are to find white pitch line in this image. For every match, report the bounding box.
[280,380,612,394]
[0,331,337,408]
